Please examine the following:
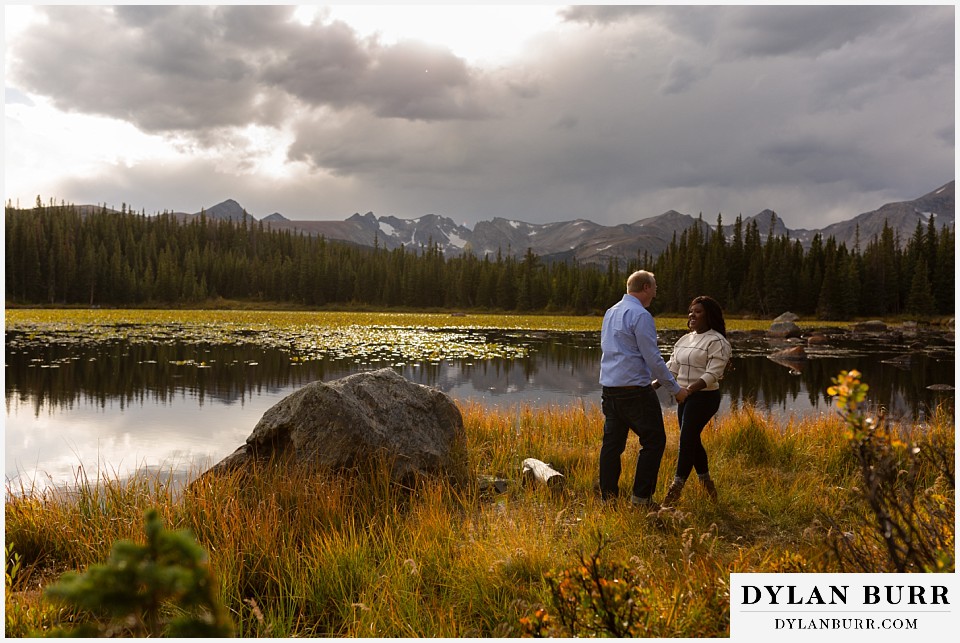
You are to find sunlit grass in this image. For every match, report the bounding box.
[5,307,848,334]
[7,400,950,637]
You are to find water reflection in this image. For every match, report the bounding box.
[5,327,954,491]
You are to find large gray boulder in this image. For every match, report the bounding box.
[767,320,802,338]
[204,368,469,485]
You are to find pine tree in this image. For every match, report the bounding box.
[933,223,955,314]
[702,214,728,304]
[44,509,233,637]
[906,257,936,316]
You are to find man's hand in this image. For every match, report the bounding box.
[674,387,689,404]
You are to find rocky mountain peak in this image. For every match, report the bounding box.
[199,199,247,221]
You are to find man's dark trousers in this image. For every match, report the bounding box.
[599,385,667,500]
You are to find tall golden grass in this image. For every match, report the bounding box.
[5,401,953,637]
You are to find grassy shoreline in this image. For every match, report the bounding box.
[5,299,953,325]
[5,305,857,335]
[5,399,954,637]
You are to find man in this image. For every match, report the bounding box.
[599,270,688,508]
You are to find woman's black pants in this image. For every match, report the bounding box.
[674,389,721,480]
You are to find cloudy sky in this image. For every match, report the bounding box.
[4,4,955,230]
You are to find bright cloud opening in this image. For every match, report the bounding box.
[305,4,566,65]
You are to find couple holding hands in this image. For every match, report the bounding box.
[598,269,732,509]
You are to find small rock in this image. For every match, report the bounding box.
[853,320,888,332]
[806,332,829,345]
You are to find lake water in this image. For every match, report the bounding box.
[5,325,954,492]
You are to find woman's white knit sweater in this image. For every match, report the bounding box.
[666,329,732,390]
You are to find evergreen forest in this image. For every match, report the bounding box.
[5,202,954,319]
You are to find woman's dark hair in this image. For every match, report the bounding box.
[690,295,726,337]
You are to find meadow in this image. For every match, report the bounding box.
[5,390,954,637]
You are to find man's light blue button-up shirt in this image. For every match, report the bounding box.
[599,294,681,394]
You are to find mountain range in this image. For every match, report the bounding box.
[175,180,955,265]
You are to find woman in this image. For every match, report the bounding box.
[662,295,732,506]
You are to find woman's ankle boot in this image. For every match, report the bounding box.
[662,478,685,506]
[699,475,718,502]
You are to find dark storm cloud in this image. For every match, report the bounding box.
[10,6,270,131]
[563,5,930,60]
[263,35,490,120]
[358,41,489,120]
[710,6,907,58]
[8,4,493,136]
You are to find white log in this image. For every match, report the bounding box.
[521,458,564,487]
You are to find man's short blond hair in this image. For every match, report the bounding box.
[626,270,655,294]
